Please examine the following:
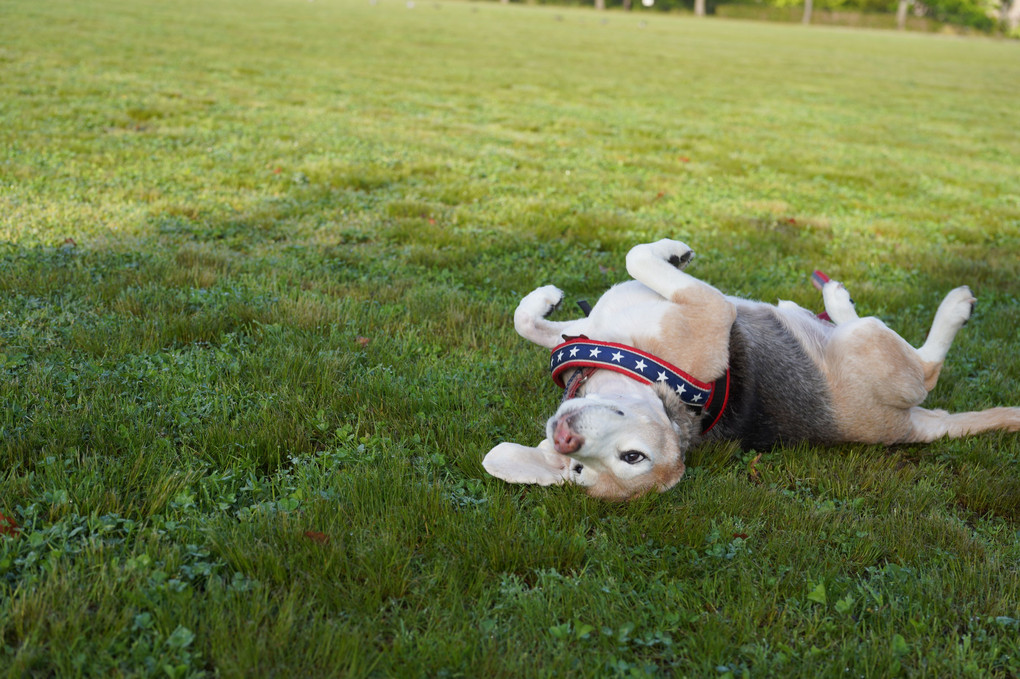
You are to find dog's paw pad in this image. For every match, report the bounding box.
[667,250,694,269]
[646,239,693,267]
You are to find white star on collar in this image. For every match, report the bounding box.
[611,351,624,362]
[589,347,601,357]
[633,359,647,372]
[569,347,580,357]
[656,371,669,382]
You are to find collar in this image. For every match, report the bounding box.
[550,337,729,434]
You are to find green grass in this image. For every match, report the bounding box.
[2,0,1019,675]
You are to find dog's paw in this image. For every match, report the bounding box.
[821,278,853,309]
[941,286,976,327]
[517,285,564,320]
[821,280,859,325]
[625,240,698,296]
[647,239,694,269]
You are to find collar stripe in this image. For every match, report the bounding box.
[550,338,714,409]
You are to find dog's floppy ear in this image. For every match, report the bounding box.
[653,383,700,444]
[483,441,571,486]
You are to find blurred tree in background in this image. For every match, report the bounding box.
[507,0,1012,33]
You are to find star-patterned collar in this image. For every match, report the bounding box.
[550,338,716,409]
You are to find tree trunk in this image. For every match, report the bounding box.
[694,0,705,16]
[896,0,909,29]
[595,0,605,9]
[623,0,632,10]
[801,0,812,24]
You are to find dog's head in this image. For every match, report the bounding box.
[485,384,700,501]
[553,384,700,500]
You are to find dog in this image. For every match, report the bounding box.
[483,239,1020,501]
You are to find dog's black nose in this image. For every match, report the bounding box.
[573,463,584,474]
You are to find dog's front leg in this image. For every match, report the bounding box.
[625,239,699,300]
[625,239,734,313]
[514,285,587,349]
[625,239,736,381]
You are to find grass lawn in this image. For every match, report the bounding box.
[2,0,1019,675]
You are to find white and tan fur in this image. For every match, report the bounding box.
[484,239,1020,501]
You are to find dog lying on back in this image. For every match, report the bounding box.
[483,239,1020,501]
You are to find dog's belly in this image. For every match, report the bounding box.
[705,304,839,449]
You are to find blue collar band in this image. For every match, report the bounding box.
[550,338,715,409]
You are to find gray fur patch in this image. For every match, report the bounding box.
[703,305,838,449]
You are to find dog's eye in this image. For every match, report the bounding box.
[620,451,646,464]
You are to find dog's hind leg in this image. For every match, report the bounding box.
[514,285,587,349]
[821,280,859,325]
[825,287,994,444]
[915,286,976,390]
[904,406,1020,442]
